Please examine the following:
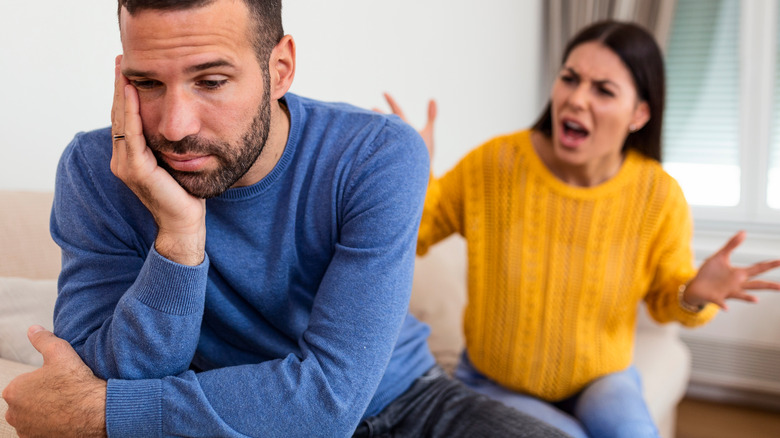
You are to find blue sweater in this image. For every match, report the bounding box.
[50,93,436,437]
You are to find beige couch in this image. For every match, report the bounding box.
[0,190,690,437]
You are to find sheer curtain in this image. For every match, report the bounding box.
[540,0,678,93]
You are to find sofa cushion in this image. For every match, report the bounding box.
[410,235,467,374]
[0,191,60,280]
[0,277,57,367]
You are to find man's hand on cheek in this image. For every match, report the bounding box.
[2,326,107,438]
[110,54,206,266]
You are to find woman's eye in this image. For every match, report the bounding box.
[560,75,576,84]
[598,87,615,97]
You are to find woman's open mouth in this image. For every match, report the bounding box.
[560,119,590,148]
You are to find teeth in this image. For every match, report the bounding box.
[564,120,584,130]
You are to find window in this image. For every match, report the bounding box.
[664,0,740,208]
[663,0,780,227]
[770,10,780,210]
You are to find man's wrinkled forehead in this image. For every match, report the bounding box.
[119,0,252,56]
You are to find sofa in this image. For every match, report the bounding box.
[0,190,690,437]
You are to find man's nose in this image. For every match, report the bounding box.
[158,89,201,142]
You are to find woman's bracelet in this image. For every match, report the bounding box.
[678,282,705,313]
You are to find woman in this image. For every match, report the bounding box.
[384,21,780,438]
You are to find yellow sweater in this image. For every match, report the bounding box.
[417,130,717,401]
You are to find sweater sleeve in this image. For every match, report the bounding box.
[416,150,469,256]
[56,118,431,436]
[51,132,208,380]
[643,176,718,326]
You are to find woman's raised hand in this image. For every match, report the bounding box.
[684,231,780,311]
[376,93,437,159]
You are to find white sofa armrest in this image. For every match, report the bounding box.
[634,307,691,438]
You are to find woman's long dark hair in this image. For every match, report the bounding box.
[532,20,666,162]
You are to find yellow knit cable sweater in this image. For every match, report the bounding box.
[417,130,718,401]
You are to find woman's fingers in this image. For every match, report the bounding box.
[715,230,747,258]
[742,278,780,291]
[426,99,438,126]
[729,291,759,303]
[383,92,408,121]
[744,259,780,277]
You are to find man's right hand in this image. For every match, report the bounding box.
[111,55,206,266]
[3,326,107,438]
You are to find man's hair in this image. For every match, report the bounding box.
[117,0,284,63]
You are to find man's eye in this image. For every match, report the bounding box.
[131,80,160,90]
[199,79,228,90]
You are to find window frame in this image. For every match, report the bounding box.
[672,0,780,261]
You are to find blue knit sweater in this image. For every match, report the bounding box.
[50,93,436,437]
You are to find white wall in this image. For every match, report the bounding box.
[0,2,121,192]
[283,1,543,176]
[0,0,543,192]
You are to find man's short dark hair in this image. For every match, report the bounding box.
[118,0,284,63]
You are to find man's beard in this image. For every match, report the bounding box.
[147,85,271,199]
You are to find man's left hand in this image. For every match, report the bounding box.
[2,326,107,438]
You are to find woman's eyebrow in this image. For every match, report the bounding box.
[565,66,620,90]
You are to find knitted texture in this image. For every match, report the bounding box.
[418,130,717,401]
[51,93,435,437]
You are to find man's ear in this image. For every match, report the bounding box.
[269,35,296,100]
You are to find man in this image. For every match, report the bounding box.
[3,1,567,436]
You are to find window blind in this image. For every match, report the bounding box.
[663,0,739,165]
[769,8,780,209]
[662,0,740,206]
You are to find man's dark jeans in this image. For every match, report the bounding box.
[352,366,571,437]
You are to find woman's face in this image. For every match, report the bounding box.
[549,41,650,179]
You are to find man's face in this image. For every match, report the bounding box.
[119,0,270,198]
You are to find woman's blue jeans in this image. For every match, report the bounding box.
[454,352,659,438]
